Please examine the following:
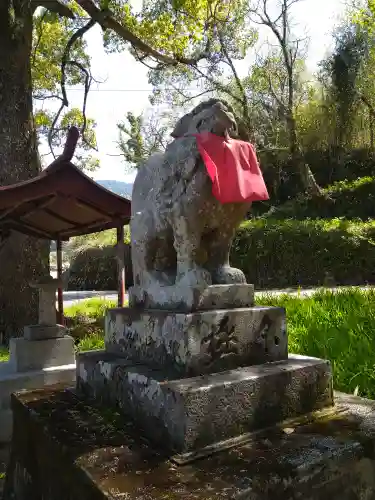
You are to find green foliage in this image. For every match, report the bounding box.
[0,346,9,363]
[65,297,117,321]
[64,228,130,256]
[259,289,375,399]
[231,218,375,289]
[148,0,258,110]
[78,332,105,351]
[322,23,369,147]
[117,111,169,168]
[32,7,89,96]
[66,243,133,291]
[268,177,375,220]
[117,113,145,167]
[67,297,123,351]
[32,6,99,169]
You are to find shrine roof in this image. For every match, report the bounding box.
[0,127,131,240]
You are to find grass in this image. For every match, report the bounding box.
[259,288,375,399]
[65,297,117,321]
[1,289,375,399]
[0,347,8,363]
[64,297,118,352]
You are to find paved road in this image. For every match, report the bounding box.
[62,285,375,308]
[62,291,119,308]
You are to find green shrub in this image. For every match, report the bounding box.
[256,148,375,213]
[268,177,375,220]
[231,218,375,289]
[0,346,9,362]
[78,332,105,352]
[66,244,133,291]
[64,297,118,342]
[65,297,117,320]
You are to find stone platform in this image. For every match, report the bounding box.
[77,351,333,453]
[105,304,287,375]
[3,385,375,500]
[0,333,76,443]
[129,283,255,311]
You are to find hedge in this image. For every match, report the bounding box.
[65,217,375,292]
[66,244,133,291]
[266,177,375,221]
[256,148,375,214]
[231,218,375,289]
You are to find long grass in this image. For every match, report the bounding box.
[259,288,375,399]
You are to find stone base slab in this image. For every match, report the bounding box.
[5,387,375,500]
[77,352,333,453]
[105,305,287,375]
[129,284,255,311]
[9,335,75,373]
[0,363,76,442]
[24,324,66,341]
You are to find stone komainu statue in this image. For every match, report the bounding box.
[130,99,255,308]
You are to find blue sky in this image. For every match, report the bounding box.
[40,0,347,183]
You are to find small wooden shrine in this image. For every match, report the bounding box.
[0,127,131,323]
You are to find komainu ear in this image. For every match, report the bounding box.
[171,114,192,138]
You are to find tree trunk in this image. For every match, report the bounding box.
[0,1,48,342]
[287,113,322,197]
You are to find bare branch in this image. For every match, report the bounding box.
[66,60,95,149]
[217,28,249,122]
[31,0,75,18]
[48,100,65,158]
[33,93,64,101]
[32,10,48,67]
[181,88,215,106]
[48,18,96,158]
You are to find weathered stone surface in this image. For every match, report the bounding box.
[30,276,62,325]
[5,386,375,500]
[23,324,65,341]
[0,364,76,443]
[129,283,255,311]
[9,336,75,373]
[77,352,333,452]
[105,305,287,375]
[131,99,253,311]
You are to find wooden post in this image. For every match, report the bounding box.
[56,237,64,324]
[116,225,125,307]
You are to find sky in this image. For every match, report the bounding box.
[40,0,348,183]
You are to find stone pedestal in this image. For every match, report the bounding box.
[9,336,75,373]
[78,351,333,453]
[24,324,65,341]
[0,277,76,443]
[129,283,255,311]
[76,283,334,455]
[30,276,62,327]
[106,306,287,375]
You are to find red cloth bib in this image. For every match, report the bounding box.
[194,132,269,204]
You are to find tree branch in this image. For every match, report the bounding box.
[75,0,210,66]
[217,28,249,124]
[31,0,75,18]
[48,18,96,158]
